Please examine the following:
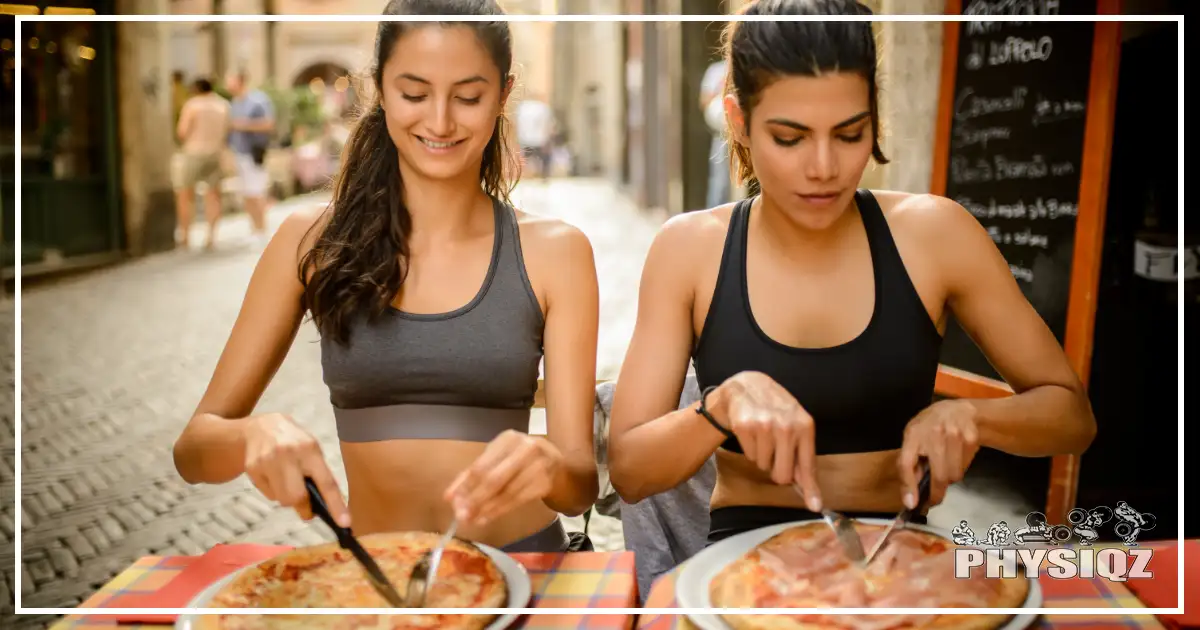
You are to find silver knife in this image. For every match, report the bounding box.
[864,460,932,566]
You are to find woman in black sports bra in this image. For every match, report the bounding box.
[607,0,1097,545]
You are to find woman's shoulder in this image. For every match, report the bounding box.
[514,207,592,250]
[647,202,737,263]
[869,189,980,237]
[868,189,999,271]
[512,207,596,275]
[277,199,334,259]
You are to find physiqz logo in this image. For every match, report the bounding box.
[953,501,1157,582]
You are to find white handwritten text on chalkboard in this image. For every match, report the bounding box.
[989,36,1054,66]
[995,155,1050,180]
[1009,264,1035,283]
[951,154,1077,184]
[955,87,1028,121]
[958,196,1079,221]
[940,0,1096,380]
[954,125,1012,149]
[1033,95,1087,125]
[987,225,1052,249]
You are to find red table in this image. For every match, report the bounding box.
[50,544,639,630]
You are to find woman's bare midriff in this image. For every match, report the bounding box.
[710,448,907,513]
[339,440,559,549]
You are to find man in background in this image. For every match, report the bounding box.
[174,77,230,251]
[225,69,274,247]
[699,57,731,209]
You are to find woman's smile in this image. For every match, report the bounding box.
[414,134,467,154]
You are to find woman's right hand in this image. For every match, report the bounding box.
[713,371,823,512]
[242,413,351,527]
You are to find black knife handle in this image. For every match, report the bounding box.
[305,477,354,547]
[914,457,932,513]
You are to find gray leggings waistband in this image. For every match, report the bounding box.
[501,518,570,553]
[333,403,530,443]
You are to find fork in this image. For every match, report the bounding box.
[821,508,868,565]
[793,485,868,566]
[407,518,458,608]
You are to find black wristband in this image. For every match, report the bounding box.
[696,385,735,440]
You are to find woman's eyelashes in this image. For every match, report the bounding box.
[400,93,483,105]
[770,132,866,147]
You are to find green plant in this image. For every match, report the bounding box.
[251,85,328,142]
[290,87,326,130]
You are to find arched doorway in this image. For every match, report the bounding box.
[291,61,356,120]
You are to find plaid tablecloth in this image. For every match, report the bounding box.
[50,548,638,630]
[636,546,1172,630]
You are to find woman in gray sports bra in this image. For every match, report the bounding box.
[171,0,601,554]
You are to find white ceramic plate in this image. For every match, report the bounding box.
[174,542,532,630]
[675,518,1042,630]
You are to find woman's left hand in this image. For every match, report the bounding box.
[897,399,981,510]
[445,430,563,526]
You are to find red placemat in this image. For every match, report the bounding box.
[1123,540,1200,629]
[87,544,293,623]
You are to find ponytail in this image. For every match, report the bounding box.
[298,99,411,346]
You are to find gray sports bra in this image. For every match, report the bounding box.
[319,197,544,443]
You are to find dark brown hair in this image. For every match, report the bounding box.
[721,0,889,189]
[298,0,519,346]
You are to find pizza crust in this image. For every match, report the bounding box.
[195,531,508,630]
[710,522,1031,630]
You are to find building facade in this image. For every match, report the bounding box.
[0,0,962,278]
[543,0,948,217]
[3,0,126,279]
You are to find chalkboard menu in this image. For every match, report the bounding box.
[937,0,1099,381]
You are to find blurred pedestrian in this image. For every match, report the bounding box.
[225,69,275,247]
[174,77,230,251]
[515,93,555,179]
[173,0,601,554]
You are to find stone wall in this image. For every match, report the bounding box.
[115,0,178,256]
[875,0,946,194]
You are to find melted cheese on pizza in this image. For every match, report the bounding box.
[226,547,497,609]
[205,533,506,630]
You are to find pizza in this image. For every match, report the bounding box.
[709,521,1030,630]
[197,531,509,630]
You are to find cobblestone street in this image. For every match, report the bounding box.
[1,179,664,628]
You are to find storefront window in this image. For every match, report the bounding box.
[2,16,16,177]
[21,21,106,180]
[3,1,119,271]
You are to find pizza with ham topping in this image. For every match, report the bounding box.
[197,532,508,630]
[709,522,1029,630]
